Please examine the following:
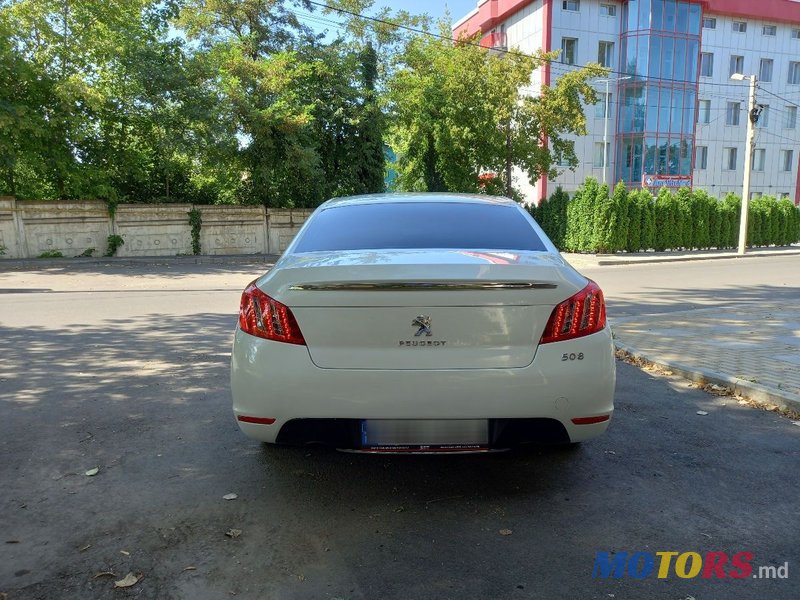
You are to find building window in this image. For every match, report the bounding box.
[698,100,711,124]
[733,21,747,33]
[755,105,769,128]
[726,102,741,126]
[703,17,716,29]
[561,38,577,65]
[793,29,800,40]
[781,192,791,198]
[724,147,738,170]
[749,192,763,200]
[752,149,766,171]
[789,62,800,85]
[730,55,744,77]
[600,4,616,17]
[598,41,614,68]
[785,106,797,129]
[781,150,794,171]
[700,53,714,77]
[562,0,580,11]
[762,25,777,36]
[595,93,611,118]
[593,142,609,168]
[759,58,773,83]
[695,146,708,170]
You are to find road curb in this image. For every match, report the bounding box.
[595,248,800,266]
[614,340,800,415]
[0,254,281,270]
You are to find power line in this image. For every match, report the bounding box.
[758,87,800,107]
[306,0,749,90]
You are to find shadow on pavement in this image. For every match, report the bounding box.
[605,284,799,318]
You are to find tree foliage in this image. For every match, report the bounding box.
[387,28,606,197]
[1,0,391,205]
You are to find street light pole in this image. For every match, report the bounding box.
[603,77,610,186]
[731,73,758,255]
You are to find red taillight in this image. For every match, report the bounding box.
[540,280,607,344]
[237,415,276,425]
[571,415,610,425]
[238,280,306,345]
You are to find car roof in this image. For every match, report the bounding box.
[319,193,518,209]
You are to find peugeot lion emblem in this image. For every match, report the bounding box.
[412,315,432,337]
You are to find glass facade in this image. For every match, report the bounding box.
[615,0,701,185]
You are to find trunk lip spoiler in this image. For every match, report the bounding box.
[287,281,558,291]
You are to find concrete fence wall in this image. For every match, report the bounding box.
[0,197,312,259]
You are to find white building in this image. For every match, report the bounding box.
[454,0,800,205]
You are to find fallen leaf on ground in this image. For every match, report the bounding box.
[225,529,242,538]
[114,572,142,588]
[223,493,238,501]
[79,544,91,552]
[696,411,709,416]
[120,550,130,556]
[93,571,115,578]
[183,566,197,572]
[792,421,800,427]
[703,384,730,396]
[85,467,99,476]
[499,529,513,536]
[297,574,305,581]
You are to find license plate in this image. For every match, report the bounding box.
[361,419,489,451]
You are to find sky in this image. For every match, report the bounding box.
[302,1,478,32]
[295,1,479,41]
[395,0,477,24]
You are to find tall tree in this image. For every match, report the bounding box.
[353,42,385,194]
[388,27,606,198]
[1,0,236,202]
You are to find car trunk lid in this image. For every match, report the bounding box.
[262,250,585,370]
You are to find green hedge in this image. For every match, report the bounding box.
[531,178,800,253]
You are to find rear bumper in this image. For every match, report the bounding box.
[273,417,575,449]
[230,326,616,446]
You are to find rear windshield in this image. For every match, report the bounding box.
[292,202,546,252]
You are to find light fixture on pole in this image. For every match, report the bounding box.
[595,76,631,186]
[730,72,759,255]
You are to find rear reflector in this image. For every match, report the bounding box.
[237,416,276,425]
[571,415,610,425]
[540,280,607,344]
[238,280,306,345]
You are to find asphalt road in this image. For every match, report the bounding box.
[580,254,800,318]
[1,258,798,599]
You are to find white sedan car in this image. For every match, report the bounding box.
[231,193,615,453]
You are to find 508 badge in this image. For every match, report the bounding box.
[562,352,584,361]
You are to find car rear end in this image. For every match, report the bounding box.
[231,195,615,452]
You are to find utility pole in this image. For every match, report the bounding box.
[731,73,758,255]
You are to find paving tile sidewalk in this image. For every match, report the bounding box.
[611,303,800,413]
